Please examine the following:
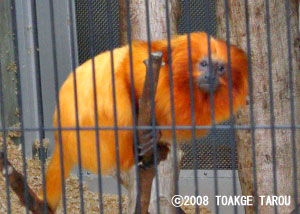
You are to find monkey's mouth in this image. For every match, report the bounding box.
[197,82,219,93]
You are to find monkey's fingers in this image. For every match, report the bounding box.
[138,142,154,157]
[138,143,170,170]
[140,129,161,141]
[138,142,156,169]
[138,156,154,170]
[138,129,161,157]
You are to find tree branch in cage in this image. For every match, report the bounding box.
[137,51,168,168]
[135,51,170,214]
[0,149,54,214]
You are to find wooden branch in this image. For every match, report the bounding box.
[0,150,54,214]
[138,51,162,128]
[137,52,165,167]
[119,1,181,213]
[135,52,169,214]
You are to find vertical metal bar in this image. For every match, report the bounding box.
[184,1,200,213]
[285,1,299,213]
[105,0,123,213]
[86,0,104,213]
[124,0,142,212]
[66,0,85,213]
[48,1,68,213]
[203,1,218,214]
[30,0,48,213]
[0,62,12,214]
[144,0,161,213]
[223,1,238,213]
[164,1,180,214]
[264,1,278,213]
[244,0,258,213]
[15,0,40,152]
[10,0,30,213]
[31,0,45,139]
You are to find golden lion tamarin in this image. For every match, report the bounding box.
[40,32,248,211]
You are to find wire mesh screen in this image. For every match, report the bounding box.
[75,0,217,63]
[75,0,120,64]
[178,0,216,35]
[180,122,236,169]
[74,0,234,170]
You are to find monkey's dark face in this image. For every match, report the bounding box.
[196,57,226,93]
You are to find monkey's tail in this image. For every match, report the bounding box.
[38,140,74,211]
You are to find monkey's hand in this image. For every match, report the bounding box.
[138,141,170,170]
[138,128,161,169]
[138,128,161,156]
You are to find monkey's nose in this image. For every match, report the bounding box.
[197,71,219,93]
[202,71,215,83]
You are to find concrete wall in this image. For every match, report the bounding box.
[85,170,244,214]
[0,0,19,131]
[14,0,78,156]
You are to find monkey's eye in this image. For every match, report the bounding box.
[200,61,208,67]
[217,65,225,73]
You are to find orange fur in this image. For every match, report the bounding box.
[40,32,248,210]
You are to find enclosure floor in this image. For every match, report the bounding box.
[0,134,210,214]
